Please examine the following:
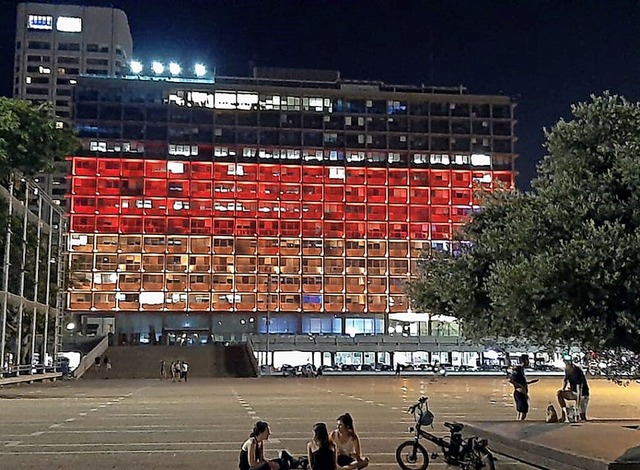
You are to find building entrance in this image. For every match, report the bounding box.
[162,328,211,346]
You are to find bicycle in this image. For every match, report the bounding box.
[395,396,495,470]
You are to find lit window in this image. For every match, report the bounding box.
[329,167,345,180]
[471,153,491,166]
[167,161,184,173]
[56,16,82,33]
[27,15,53,30]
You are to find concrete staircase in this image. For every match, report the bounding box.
[81,343,258,379]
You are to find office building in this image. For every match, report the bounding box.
[65,68,516,344]
[13,2,133,206]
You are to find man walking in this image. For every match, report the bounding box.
[557,355,590,422]
[180,360,189,382]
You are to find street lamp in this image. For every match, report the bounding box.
[266,274,271,368]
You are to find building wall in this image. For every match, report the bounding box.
[66,76,516,336]
[14,2,133,208]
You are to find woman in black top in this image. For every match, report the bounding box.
[239,421,287,470]
[307,422,337,470]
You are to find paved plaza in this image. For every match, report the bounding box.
[1,376,639,469]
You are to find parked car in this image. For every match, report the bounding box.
[375,363,393,372]
[359,364,374,372]
[340,364,357,372]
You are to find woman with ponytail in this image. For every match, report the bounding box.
[239,421,288,470]
[329,413,369,469]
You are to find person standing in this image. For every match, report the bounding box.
[181,360,189,382]
[159,360,166,380]
[557,355,590,422]
[508,354,538,420]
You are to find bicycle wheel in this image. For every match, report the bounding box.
[395,440,430,470]
[461,446,496,470]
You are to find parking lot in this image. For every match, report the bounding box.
[1,375,638,469]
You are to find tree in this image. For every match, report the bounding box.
[0,97,79,178]
[409,94,640,379]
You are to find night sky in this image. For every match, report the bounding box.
[2,0,640,189]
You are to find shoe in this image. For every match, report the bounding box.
[579,413,587,421]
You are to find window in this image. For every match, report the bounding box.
[168,144,198,156]
[28,41,51,50]
[27,15,53,30]
[58,43,81,51]
[56,17,82,33]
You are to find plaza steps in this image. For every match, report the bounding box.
[80,343,259,379]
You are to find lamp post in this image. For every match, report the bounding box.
[266,275,271,368]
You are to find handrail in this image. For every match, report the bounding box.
[73,335,109,379]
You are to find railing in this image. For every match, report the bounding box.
[0,363,62,385]
[73,335,109,379]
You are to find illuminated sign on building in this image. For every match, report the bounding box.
[27,15,53,30]
[56,16,82,33]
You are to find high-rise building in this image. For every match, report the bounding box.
[66,68,516,345]
[13,2,133,206]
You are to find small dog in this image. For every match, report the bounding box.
[546,403,559,423]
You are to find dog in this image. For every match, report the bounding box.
[546,403,559,423]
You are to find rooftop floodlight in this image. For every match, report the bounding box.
[152,61,164,75]
[130,60,143,74]
[194,63,207,77]
[169,62,181,75]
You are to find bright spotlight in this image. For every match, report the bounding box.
[169,62,181,75]
[130,60,143,74]
[152,61,164,74]
[194,63,206,77]
[66,322,76,331]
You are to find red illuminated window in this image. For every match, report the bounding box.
[367,186,386,203]
[72,197,96,214]
[74,158,98,176]
[302,166,324,183]
[367,168,386,185]
[346,222,366,238]
[145,160,167,178]
[452,171,471,187]
[122,160,144,177]
[389,169,408,186]
[367,222,387,239]
[302,185,322,201]
[347,168,365,184]
[410,223,429,240]
[388,205,408,221]
[120,216,142,233]
[430,188,450,204]
[96,159,119,176]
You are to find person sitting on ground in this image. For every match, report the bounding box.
[508,354,538,421]
[307,422,337,470]
[329,413,369,469]
[239,421,288,470]
[557,355,590,422]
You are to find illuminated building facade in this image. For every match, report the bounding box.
[66,69,516,342]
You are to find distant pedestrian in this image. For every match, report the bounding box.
[103,356,111,379]
[395,363,402,377]
[160,360,167,380]
[171,361,180,382]
[180,361,189,382]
